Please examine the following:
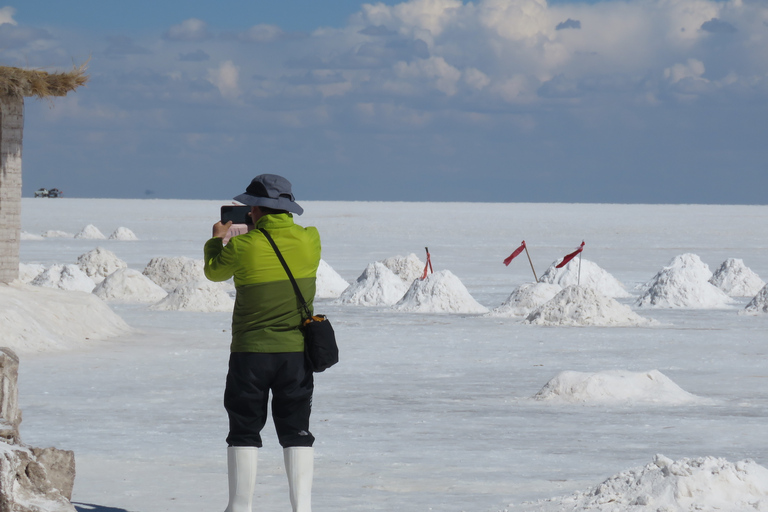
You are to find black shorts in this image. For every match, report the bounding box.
[224,352,315,448]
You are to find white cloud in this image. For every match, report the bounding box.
[0,6,16,26]
[238,24,284,42]
[165,18,211,41]
[207,61,241,99]
[664,58,707,84]
[394,56,462,95]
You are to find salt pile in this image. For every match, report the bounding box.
[18,263,45,283]
[533,370,702,405]
[337,262,409,306]
[143,256,206,291]
[20,231,44,241]
[393,269,489,314]
[109,227,139,240]
[539,258,630,298]
[525,285,653,327]
[636,253,732,309]
[77,247,128,284]
[93,268,168,303]
[152,280,234,312]
[315,260,349,299]
[523,454,768,512]
[381,253,425,283]
[741,284,768,316]
[0,282,130,353]
[41,230,73,238]
[31,264,96,293]
[488,282,562,318]
[74,224,106,239]
[709,258,765,297]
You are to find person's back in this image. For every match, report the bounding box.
[204,175,320,512]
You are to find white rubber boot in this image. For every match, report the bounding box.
[284,446,314,512]
[225,446,258,512]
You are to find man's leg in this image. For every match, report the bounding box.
[223,353,273,512]
[272,353,314,512]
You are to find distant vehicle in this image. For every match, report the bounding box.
[34,188,63,198]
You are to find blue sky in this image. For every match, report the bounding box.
[3,0,767,203]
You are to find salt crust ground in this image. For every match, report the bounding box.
[488,281,562,317]
[14,200,768,512]
[520,454,768,512]
[741,284,768,315]
[151,280,234,312]
[0,282,129,354]
[539,258,630,298]
[636,253,733,309]
[336,261,409,306]
[533,370,704,405]
[92,268,168,303]
[709,258,765,297]
[316,259,349,298]
[393,269,488,314]
[525,286,655,327]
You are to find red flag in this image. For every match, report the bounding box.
[503,241,526,266]
[555,241,585,268]
[421,247,433,280]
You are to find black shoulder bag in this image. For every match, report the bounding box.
[258,228,339,372]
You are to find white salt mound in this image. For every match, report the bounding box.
[380,253,425,283]
[31,264,96,293]
[337,262,409,306]
[526,285,654,327]
[636,253,733,309]
[0,282,130,353]
[20,231,44,241]
[109,226,139,240]
[741,284,768,316]
[143,256,206,291]
[393,269,489,314]
[523,454,768,512]
[41,230,73,238]
[709,258,765,297]
[18,263,45,283]
[534,370,702,405]
[488,282,562,318]
[315,260,349,299]
[77,247,128,284]
[539,258,630,298]
[152,280,234,312]
[74,224,106,239]
[93,268,168,303]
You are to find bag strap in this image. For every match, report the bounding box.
[258,228,313,320]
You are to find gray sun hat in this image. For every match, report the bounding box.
[233,174,304,215]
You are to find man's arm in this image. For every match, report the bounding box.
[204,221,237,282]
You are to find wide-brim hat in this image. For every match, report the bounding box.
[233,174,304,215]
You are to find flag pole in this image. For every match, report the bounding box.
[524,245,538,283]
[577,249,583,286]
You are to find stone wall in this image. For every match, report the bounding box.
[0,95,24,284]
[0,347,76,512]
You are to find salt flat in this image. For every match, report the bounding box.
[14,198,768,512]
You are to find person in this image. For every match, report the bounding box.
[204,174,321,512]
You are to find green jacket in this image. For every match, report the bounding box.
[204,213,321,353]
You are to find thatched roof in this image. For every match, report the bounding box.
[0,64,88,99]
